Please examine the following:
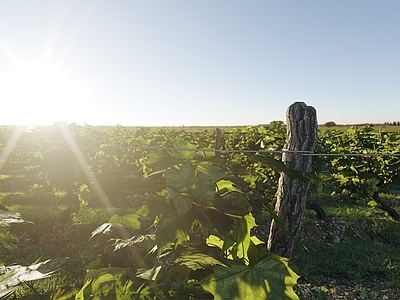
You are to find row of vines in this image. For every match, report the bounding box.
[1,122,400,299]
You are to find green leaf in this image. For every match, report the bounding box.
[145,150,183,172]
[233,213,256,262]
[136,266,163,281]
[76,267,155,300]
[247,237,269,266]
[165,161,196,192]
[114,234,156,253]
[164,161,226,208]
[168,140,202,160]
[109,205,149,230]
[249,153,309,181]
[53,287,81,300]
[200,254,300,300]
[213,194,249,217]
[203,208,235,242]
[166,188,193,215]
[216,180,243,195]
[175,284,214,299]
[173,242,228,271]
[155,215,191,252]
[90,223,125,239]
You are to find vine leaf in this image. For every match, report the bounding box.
[0,258,66,298]
[166,188,193,215]
[173,242,228,271]
[0,211,33,227]
[76,267,153,300]
[199,254,300,300]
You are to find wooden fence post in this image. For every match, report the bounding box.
[214,128,222,157]
[267,102,318,258]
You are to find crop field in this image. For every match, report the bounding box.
[1,122,400,299]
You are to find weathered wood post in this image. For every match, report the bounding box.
[267,102,318,258]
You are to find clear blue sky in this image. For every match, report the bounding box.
[1,1,399,126]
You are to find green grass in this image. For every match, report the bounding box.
[292,237,400,289]
[293,192,400,291]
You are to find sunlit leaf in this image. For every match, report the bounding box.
[174,242,228,271]
[0,211,33,227]
[0,258,66,298]
[216,180,243,195]
[76,267,155,300]
[136,266,163,281]
[114,234,156,253]
[108,205,149,230]
[90,222,127,240]
[200,254,300,300]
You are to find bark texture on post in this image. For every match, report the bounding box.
[267,102,318,258]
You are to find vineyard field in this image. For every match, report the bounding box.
[1,122,400,299]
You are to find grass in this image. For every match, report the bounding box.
[292,237,400,289]
[292,193,400,291]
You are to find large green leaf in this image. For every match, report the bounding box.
[168,140,204,160]
[213,194,249,217]
[230,213,255,262]
[109,205,150,230]
[205,213,256,262]
[173,242,228,271]
[249,153,309,181]
[165,187,193,215]
[203,208,235,242]
[200,254,300,300]
[164,161,225,208]
[165,161,196,192]
[76,267,155,300]
[154,215,191,252]
[145,150,183,173]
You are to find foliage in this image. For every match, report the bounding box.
[316,126,400,217]
[0,258,66,298]
[81,141,300,299]
[0,210,32,250]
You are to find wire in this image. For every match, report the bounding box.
[1,146,400,157]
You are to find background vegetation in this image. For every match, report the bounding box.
[1,122,399,299]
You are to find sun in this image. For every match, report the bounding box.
[0,61,90,126]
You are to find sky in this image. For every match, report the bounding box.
[1,1,400,127]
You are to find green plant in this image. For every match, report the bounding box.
[317,126,400,219]
[0,210,32,249]
[0,258,67,298]
[79,141,300,299]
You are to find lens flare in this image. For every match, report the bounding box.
[56,123,111,207]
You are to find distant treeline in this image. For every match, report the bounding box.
[323,121,400,128]
[383,121,400,126]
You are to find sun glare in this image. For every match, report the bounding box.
[1,61,90,126]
